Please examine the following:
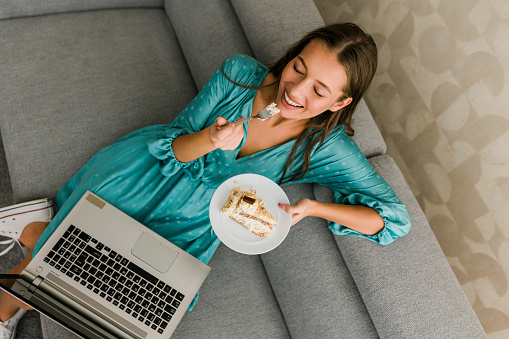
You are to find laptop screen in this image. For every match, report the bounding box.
[0,273,84,338]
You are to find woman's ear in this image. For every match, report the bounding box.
[330,97,353,112]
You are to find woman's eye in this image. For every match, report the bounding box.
[314,88,324,98]
[293,64,304,75]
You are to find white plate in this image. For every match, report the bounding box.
[209,174,291,255]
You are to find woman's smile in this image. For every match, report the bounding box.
[282,90,304,109]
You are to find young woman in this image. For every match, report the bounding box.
[0,23,410,337]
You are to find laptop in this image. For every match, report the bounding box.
[0,191,211,339]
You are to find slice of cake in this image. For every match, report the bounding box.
[221,188,277,237]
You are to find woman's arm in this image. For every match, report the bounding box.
[172,117,244,163]
[279,198,384,236]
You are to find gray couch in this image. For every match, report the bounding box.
[0,0,487,338]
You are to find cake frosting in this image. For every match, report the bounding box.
[265,102,280,117]
[221,188,277,237]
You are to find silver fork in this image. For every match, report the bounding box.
[217,104,280,130]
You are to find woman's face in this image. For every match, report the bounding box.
[275,39,352,121]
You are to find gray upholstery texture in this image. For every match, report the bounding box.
[263,183,378,338]
[164,0,254,90]
[0,0,163,20]
[172,244,290,338]
[350,99,386,157]
[0,9,197,202]
[314,155,486,338]
[230,0,325,65]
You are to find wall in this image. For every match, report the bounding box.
[314,0,509,337]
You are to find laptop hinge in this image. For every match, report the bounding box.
[28,276,44,293]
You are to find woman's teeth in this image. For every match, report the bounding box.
[284,91,303,108]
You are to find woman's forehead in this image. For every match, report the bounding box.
[297,40,348,94]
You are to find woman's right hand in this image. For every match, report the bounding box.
[208,116,244,151]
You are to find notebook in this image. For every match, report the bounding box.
[0,191,211,338]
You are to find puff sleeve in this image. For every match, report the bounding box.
[148,54,248,180]
[303,127,411,245]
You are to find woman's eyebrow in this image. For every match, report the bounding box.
[297,56,332,94]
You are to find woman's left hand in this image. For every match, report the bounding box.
[278,198,315,226]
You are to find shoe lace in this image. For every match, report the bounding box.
[0,238,18,257]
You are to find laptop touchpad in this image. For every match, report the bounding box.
[131,232,178,273]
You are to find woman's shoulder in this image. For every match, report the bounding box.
[224,53,265,68]
[313,125,362,156]
[221,53,269,85]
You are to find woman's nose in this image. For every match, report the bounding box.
[289,78,307,98]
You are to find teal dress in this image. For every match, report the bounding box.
[33,53,411,307]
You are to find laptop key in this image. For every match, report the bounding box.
[70,265,82,276]
[78,231,91,242]
[75,254,87,267]
[164,305,176,315]
[84,245,102,259]
[175,292,185,302]
[53,239,64,251]
[127,262,158,285]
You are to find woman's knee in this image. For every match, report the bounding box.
[18,221,49,250]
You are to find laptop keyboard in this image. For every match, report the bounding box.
[43,225,185,334]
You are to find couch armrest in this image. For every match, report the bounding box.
[314,155,486,338]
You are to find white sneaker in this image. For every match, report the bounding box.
[0,198,54,257]
[0,308,27,339]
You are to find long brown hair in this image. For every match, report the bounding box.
[223,23,378,184]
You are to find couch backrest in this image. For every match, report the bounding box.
[0,0,163,21]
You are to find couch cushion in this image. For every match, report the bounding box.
[261,183,378,338]
[351,99,386,157]
[164,0,254,90]
[230,0,325,65]
[173,244,290,338]
[0,0,163,21]
[314,155,486,338]
[0,9,197,202]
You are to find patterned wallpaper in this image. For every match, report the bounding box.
[314,0,509,337]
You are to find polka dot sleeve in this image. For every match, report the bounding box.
[148,54,248,179]
[303,127,411,245]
